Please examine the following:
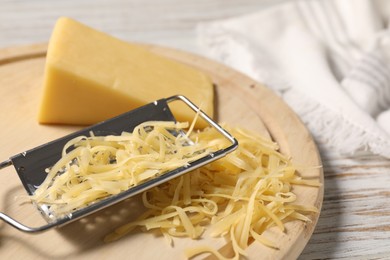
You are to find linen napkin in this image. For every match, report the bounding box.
[197,0,390,158]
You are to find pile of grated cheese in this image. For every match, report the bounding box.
[103,124,321,260]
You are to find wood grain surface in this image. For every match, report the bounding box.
[0,44,322,259]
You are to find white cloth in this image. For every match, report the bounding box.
[197,0,390,158]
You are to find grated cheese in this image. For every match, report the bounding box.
[31,121,217,218]
[31,119,321,259]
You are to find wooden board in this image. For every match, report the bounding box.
[0,43,323,259]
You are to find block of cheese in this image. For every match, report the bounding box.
[38,17,214,127]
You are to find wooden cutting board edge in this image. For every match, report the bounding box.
[0,43,324,260]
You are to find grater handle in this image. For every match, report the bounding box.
[0,159,68,233]
[0,212,59,233]
[0,159,12,169]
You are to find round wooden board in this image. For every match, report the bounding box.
[0,44,323,259]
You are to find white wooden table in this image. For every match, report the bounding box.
[1,0,389,259]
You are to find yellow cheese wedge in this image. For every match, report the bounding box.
[38,17,214,127]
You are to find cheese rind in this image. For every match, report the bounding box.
[38,17,214,126]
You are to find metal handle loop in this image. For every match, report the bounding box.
[0,159,70,233]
